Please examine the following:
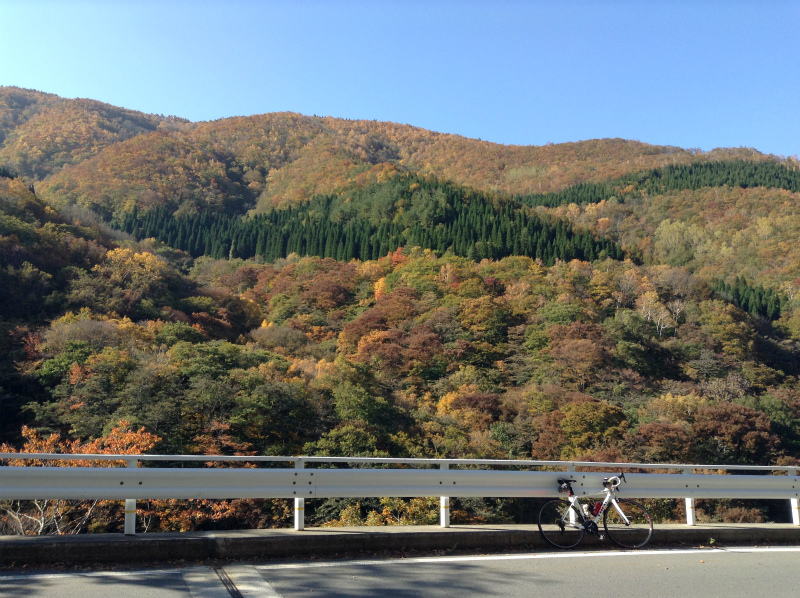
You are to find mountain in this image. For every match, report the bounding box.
[4,87,800,315]
[0,87,183,181]
[0,169,115,320]
[3,89,800,531]
[2,86,800,297]
[37,115,776,219]
[5,87,781,219]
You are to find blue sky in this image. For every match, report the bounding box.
[2,0,798,157]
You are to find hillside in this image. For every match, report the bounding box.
[39,116,715,218]
[0,170,114,320]
[44,116,774,219]
[5,88,796,298]
[0,87,182,181]
[111,158,800,302]
[5,87,777,220]
[2,89,800,532]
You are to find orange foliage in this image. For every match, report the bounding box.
[0,421,160,467]
[8,88,768,221]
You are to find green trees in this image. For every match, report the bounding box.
[711,277,784,321]
[118,175,623,266]
[67,248,178,319]
[154,322,207,346]
[0,175,109,321]
[332,382,395,429]
[231,379,319,455]
[519,160,800,208]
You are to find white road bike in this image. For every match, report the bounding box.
[538,473,653,549]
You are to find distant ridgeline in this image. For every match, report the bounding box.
[519,160,800,207]
[711,277,786,321]
[117,175,623,264]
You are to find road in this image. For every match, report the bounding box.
[1,546,799,598]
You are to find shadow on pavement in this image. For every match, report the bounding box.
[260,558,557,598]
[0,570,190,598]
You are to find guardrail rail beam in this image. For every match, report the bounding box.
[1,455,798,533]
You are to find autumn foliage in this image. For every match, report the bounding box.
[2,87,800,531]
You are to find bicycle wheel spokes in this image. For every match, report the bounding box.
[603,499,653,549]
[538,499,585,549]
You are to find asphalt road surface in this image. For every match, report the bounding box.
[2,546,799,598]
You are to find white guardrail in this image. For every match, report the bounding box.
[0,455,798,535]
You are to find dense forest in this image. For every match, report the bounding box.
[117,175,622,264]
[2,87,800,534]
[519,160,800,208]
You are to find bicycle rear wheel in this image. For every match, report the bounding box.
[603,499,653,549]
[538,499,585,549]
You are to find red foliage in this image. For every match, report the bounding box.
[530,410,568,461]
[451,392,502,421]
[691,403,781,464]
[631,422,692,463]
[340,287,419,351]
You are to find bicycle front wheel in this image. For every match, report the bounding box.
[603,499,653,549]
[538,499,585,549]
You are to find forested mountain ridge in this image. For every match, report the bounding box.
[0,170,116,320]
[3,88,800,533]
[36,116,784,219]
[7,87,798,294]
[113,158,800,301]
[0,87,184,181]
[556,174,800,291]
[4,87,787,221]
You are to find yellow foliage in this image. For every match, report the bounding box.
[287,357,337,383]
[320,497,439,527]
[436,390,460,417]
[527,261,547,280]
[86,348,135,385]
[559,400,628,456]
[357,260,385,282]
[639,392,709,424]
[99,248,170,285]
[436,385,495,431]
[116,317,156,346]
[697,300,755,359]
[373,276,388,299]
[55,307,101,324]
[636,291,663,321]
[780,307,800,340]
[2,177,36,201]
[320,503,367,527]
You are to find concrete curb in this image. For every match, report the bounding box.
[1,524,798,566]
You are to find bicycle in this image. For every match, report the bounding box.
[537,473,653,549]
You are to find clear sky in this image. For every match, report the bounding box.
[2,0,798,157]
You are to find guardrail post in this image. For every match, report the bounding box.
[440,462,450,528]
[124,458,137,536]
[684,468,696,526]
[685,498,696,526]
[791,469,799,526]
[294,459,305,531]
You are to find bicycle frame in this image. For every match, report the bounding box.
[565,485,631,530]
